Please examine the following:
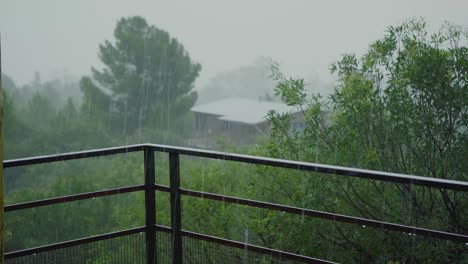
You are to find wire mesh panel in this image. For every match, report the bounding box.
[6,233,146,264]
[182,236,304,264]
[156,231,172,264]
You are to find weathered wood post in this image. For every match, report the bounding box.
[0,34,5,264]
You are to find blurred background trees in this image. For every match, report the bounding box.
[81,16,201,143]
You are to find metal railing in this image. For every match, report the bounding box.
[3,143,468,263]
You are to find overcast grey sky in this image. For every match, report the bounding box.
[1,0,467,89]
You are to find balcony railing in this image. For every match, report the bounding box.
[3,143,468,263]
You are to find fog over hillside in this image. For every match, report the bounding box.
[1,0,467,94]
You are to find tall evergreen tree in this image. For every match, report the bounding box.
[81,16,201,139]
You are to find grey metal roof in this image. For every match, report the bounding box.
[191,98,299,125]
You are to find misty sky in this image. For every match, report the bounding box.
[1,0,467,90]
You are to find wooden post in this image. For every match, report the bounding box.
[0,34,5,264]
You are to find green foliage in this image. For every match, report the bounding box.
[254,19,468,263]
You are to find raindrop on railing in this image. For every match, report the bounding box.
[244,229,249,263]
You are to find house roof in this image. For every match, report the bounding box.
[191,98,299,125]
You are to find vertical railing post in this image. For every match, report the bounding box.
[0,34,5,264]
[144,147,156,264]
[169,152,182,264]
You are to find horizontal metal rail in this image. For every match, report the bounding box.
[3,143,468,263]
[4,143,468,191]
[153,225,332,264]
[4,226,146,259]
[179,188,468,243]
[155,224,171,233]
[180,229,336,264]
[3,144,146,168]
[147,144,468,191]
[155,184,170,192]
[5,224,333,264]
[5,185,145,212]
